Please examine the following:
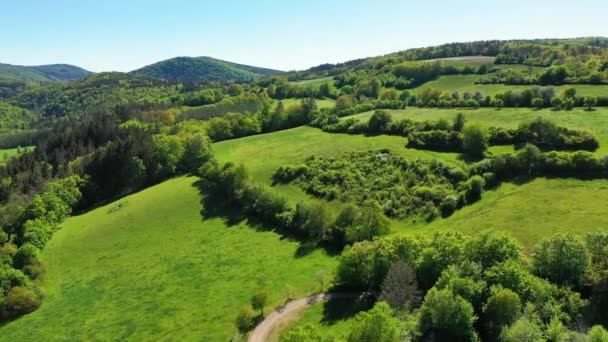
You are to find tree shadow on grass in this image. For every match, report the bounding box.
[320,296,373,325]
[192,179,341,258]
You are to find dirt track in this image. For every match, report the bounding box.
[248,292,360,342]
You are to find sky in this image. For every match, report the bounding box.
[1,0,607,72]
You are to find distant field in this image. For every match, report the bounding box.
[349,107,608,155]
[427,56,495,66]
[420,178,608,250]
[291,76,335,86]
[274,98,335,110]
[0,146,30,163]
[0,176,336,341]
[413,74,608,97]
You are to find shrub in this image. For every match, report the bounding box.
[1,286,41,319]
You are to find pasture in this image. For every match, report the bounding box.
[0,176,336,341]
[349,107,608,155]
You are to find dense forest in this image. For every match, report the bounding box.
[1,37,608,340]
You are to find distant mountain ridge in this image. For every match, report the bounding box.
[0,63,92,82]
[131,56,283,83]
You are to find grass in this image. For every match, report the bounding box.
[419,177,608,250]
[273,98,336,110]
[291,76,335,86]
[349,107,608,155]
[0,146,31,164]
[413,74,608,97]
[0,176,336,341]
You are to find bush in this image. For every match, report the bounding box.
[368,110,393,133]
[1,286,41,319]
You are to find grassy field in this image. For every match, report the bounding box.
[291,76,335,86]
[0,148,20,162]
[349,107,608,155]
[0,146,31,164]
[274,98,335,110]
[0,176,336,341]
[419,177,608,250]
[413,74,608,97]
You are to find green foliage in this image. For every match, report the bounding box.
[132,56,281,83]
[379,261,421,311]
[533,233,591,287]
[464,231,522,269]
[368,110,393,133]
[500,317,544,342]
[483,288,521,330]
[250,291,269,316]
[419,287,477,341]
[588,325,608,342]
[0,286,41,320]
[347,302,401,342]
[281,324,325,342]
[462,123,488,158]
[235,307,254,333]
[273,151,474,220]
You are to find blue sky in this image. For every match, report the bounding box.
[1,0,607,72]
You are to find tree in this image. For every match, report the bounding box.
[533,233,591,287]
[368,110,393,133]
[348,302,401,342]
[379,261,421,311]
[588,325,608,342]
[452,113,466,132]
[419,288,477,341]
[464,231,522,269]
[483,288,521,332]
[563,87,577,98]
[551,97,563,110]
[516,143,541,174]
[500,318,544,342]
[531,98,544,109]
[251,291,269,317]
[462,123,488,158]
[491,98,504,109]
[235,307,254,333]
[584,96,598,111]
[345,207,390,243]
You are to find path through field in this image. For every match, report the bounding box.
[248,292,360,342]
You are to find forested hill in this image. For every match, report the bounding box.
[131,56,283,83]
[283,36,608,81]
[0,63,92,82]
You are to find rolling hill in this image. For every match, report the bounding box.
[0,63,91,82]
[131,56,282,83]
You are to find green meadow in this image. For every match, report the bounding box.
[413,74,608,97]
[349,107,608,155]
[0,176,336,341]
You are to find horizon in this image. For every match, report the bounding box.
[2,0,607,72]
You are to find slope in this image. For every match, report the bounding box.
[0,176,336,341]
